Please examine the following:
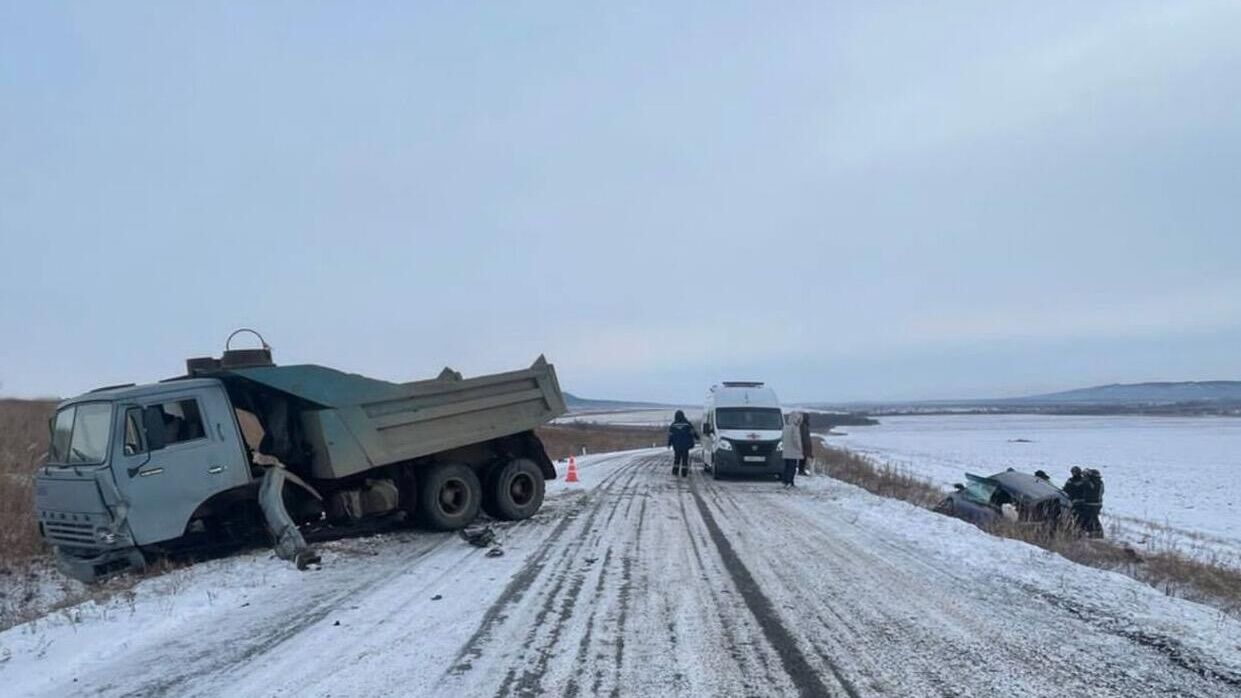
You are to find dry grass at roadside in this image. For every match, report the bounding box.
[809,439,943,508]
[536,421,664,461]
[1,399,57,566]
[812,441,1241,616]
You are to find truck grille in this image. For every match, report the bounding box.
[43,520,97,545]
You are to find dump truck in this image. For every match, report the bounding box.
[32,331,568,581]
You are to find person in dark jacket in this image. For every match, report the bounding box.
[667,410,699,478]
[1081,468,1105,538]
[1063,466,1088,532]
[797,412,814,475]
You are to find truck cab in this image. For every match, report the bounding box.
[34,379,254,581]
[701,382,784,480]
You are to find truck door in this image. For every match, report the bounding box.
[115,385,250,546]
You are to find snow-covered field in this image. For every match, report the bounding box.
[555,408,698,426]
[2,448,1239,696]
[835,414,1241,566]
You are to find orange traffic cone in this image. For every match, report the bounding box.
[565,455,580,483]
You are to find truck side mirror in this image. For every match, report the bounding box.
[142,406,167,451]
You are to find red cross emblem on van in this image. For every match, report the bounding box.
[747,433,759,440]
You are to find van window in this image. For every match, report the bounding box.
[715,407,783,431]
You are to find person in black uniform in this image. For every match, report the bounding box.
[1081,468,1105,538]
[1063,466,1088,532]
[667,410,699,478]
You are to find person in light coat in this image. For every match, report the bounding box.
[781,411,805,487]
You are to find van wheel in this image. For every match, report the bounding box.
[483,458,545,521]
[419,463,481,530]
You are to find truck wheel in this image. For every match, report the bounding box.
[484,458,545,521]
[419,463,481,530]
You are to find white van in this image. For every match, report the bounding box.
[701,382,784,479]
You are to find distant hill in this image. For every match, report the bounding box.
[563,392,675,412]
[808,380,1241,416]
[1008,381,1241,406]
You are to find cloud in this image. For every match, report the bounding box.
[902,282,1241,346]
[818,1,1241,169]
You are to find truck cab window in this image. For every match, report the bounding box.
[48,402,112,465]
[152,399,206,447]
[124,408,144,455]
[49,406,76,463]
[66,402,112,464]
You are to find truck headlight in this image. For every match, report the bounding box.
[95,528,117,545]
[718,440,733,452]
[776,441,783,450]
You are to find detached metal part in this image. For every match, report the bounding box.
[259,465,319,563]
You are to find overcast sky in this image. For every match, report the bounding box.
[3,1,1240,404]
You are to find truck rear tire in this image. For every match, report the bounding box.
[483,458,545,521]
[419,463,481,530]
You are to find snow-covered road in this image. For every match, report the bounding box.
[3,449,1239,697]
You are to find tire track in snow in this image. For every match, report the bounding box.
[687,478,857,698]
[448,452,639,676]
[451,451,791,697]
[501,461,648,696]
[442,453,651,695]
[674,471,784,695]
[703,476,1241,697]
[701,480,958,695]
[710,480,1122,694]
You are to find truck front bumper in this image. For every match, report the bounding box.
[39,512,145,582]
[53,545,147,583]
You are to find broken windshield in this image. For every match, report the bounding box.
[961,474,998,506]
[48,402,113,465]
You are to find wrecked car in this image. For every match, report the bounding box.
[32,331,567,582]
[933,469,1071,530]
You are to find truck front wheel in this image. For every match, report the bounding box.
[419,463,481,530]
[483,458,545,521]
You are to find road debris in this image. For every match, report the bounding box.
[459,525,496,548]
